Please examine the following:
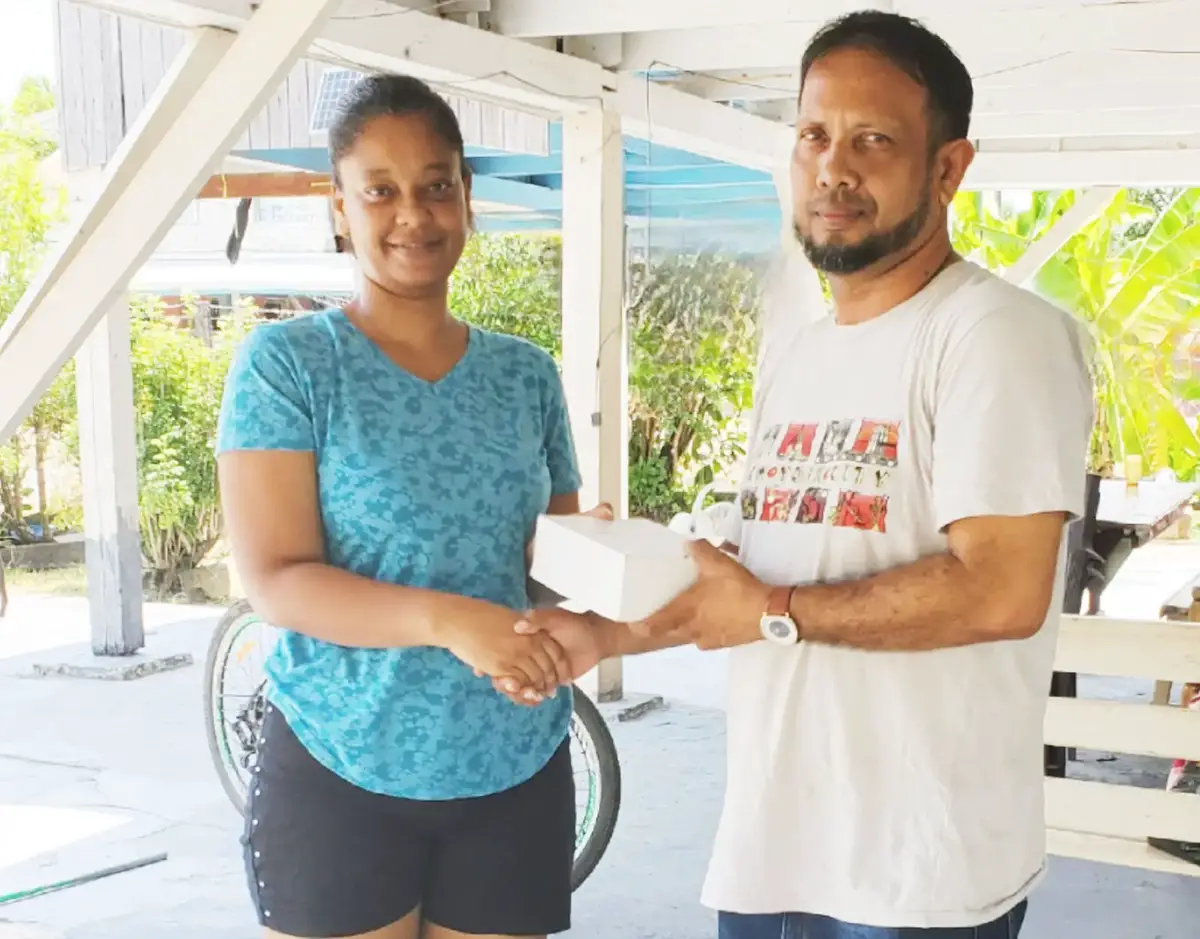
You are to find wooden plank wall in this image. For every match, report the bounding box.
[54,1,550,172]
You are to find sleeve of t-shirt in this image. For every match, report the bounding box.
[216,324,316,454]
[931,303,1094,532]
[540,358,583,497]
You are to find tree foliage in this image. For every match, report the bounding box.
[129,299,250,595]
[626,252,759,519]
[0,76,68,540]
[450,233,562,356]
[451,234,761,520]
[953,188,1200,481]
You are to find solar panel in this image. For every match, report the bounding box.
[310,68,365,135]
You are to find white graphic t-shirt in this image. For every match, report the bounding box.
[701,260,1094,929]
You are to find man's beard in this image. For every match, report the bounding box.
[794,188,931,275]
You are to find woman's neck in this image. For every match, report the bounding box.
[349,275,455,348]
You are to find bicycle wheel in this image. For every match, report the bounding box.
[203,599,275,813]
[202,601,622,889]
[567,686,621,889]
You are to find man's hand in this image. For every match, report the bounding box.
[487,607,608,705]
[635,540,771,651]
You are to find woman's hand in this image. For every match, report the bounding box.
[489,607,610,706]
[439,600,571,695]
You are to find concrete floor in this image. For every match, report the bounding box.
[0,539,1198,938]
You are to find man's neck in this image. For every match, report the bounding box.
[827,229,957,326]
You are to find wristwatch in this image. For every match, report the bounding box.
[760,585,800,645]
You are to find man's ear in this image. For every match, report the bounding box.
[936,138,975,207]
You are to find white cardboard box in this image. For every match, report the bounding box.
[528,515,698,622]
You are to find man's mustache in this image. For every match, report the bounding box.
[807,194,873,213]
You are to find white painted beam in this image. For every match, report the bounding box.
[710,95,1200,142]
[76,299,144,655]
[974,107,1200,142]
[677,54,1200,106]
[616,3,1200,72]
[973,83,1200,120]
[486,0,1155,37]
[0,0,343,443]
[489,0,842,36]
[561,108,627,702]
[317,1,608,114]
[563,33,624,69]
[86,0,609,114]
[965,144,1200,189]
[614,76,792,171]
[987,50,1200,89]
[1001,187,1117,286]
[674,72,799,103]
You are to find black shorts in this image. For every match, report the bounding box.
[243,704,575,937]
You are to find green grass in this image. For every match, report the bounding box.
[5,564,89,597]
[4,563,234,605]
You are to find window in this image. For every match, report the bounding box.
[252,197,324,225]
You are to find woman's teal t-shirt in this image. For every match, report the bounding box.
[215,310,580,800]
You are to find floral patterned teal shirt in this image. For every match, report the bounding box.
[216,310,580,800]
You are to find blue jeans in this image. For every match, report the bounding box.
[718,901,1027,939]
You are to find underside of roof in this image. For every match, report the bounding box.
[77,0,1200,179]
[59,0,1200,249]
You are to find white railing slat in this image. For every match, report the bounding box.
[1055,615,1200,682]
[1044,696,1200,761]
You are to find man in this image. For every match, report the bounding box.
[501,10,1093,938]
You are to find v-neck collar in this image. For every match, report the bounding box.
[332,309,477,389]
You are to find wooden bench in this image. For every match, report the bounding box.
[1148,574,1200,705]
[1048,613,1200,876]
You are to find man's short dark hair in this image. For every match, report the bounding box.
[799,11,973,146]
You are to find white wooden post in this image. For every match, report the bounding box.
[561,108,627,702]
[76,298,144,655]
[0,0,344,442]
[766,164,828,356]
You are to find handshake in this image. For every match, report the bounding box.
[452,503,618,707]
[446,496,768,707]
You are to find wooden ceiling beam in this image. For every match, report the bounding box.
[196,171,334,199]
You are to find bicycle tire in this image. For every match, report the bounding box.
[202,598,257,814]
[568,687,622,890]
[202,601,622,889]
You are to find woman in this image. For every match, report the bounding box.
[216,73,606,939]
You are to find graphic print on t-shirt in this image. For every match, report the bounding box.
[741,418,899,533]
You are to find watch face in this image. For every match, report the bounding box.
[761,615,798,644]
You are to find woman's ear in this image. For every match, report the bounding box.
[330,190,352,254]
